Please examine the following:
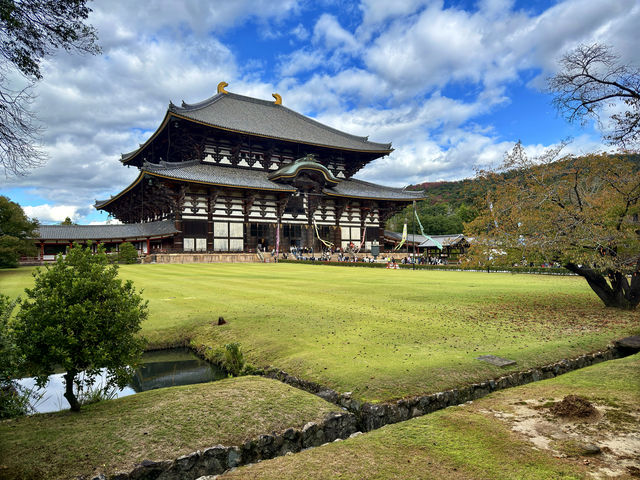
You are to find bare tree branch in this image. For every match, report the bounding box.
[548,43,640,149]
[0,0,100,176]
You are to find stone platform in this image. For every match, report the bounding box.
[143,253,269,264]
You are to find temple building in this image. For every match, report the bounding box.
[37,83,424,256]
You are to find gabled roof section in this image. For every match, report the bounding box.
[418,234,469,248]
[35,220,178,241]
[122,90,393,165]
[171,92,392,153]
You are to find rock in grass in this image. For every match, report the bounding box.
[614,335,640,353]
[579,443,601,455]
[476,355,516,367]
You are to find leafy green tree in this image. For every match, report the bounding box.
[117,242,138,264]
[0,196,37,267]
[60,216,75,225]
[0,294,26,418]
[15,243,147,411]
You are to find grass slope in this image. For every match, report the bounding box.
[221,354,640,480]
[1,264,637,402]
[0,376,340,480]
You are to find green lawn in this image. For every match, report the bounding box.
[221,353,640,480]
[0,376,341,480]
[1,264,637,402]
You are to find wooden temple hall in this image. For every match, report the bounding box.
[38,83,424,256]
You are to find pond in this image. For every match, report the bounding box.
[16,348,227,414]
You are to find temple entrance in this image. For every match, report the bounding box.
[249,222,272,252]
[282,224,303,249]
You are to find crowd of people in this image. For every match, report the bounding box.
[258,242,455,265]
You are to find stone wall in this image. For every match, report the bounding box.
[93,411,357,480]
[265,345,625,432]
[94,342,633,480]
[143,253,262,264]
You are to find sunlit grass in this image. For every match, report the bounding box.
[0,376,340,480]
[221,354,640,480]
[2,263,637,402]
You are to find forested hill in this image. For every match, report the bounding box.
[387,153,640,235]
[387,178,481,234]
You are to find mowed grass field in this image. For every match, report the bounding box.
[2,263,637,403]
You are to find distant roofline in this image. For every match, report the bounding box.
[34,220,178,241]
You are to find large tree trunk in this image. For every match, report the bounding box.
[63,370,81,412]
[565,263,640,310]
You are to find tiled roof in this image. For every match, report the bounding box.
[35,220,177,241]
[96,162,423,210]
[384,231,469,247]
[383,231,427,244]
[418,234,467,248]
[325,179,425,201]
[145,161,297,192]
[169,92,393,153]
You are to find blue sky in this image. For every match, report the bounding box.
[1,0,638,224]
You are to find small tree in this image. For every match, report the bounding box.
[465,143,640,310]
[117,242,139,264]
[0,195,38,267]
[15,243,147,411]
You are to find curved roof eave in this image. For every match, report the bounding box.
[120,110,173,165]
[269,160,340,185]
[322,190,426,202]
[95,169,297,211]
[95,171,146,209]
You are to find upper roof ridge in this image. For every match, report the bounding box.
[169,91,392,149]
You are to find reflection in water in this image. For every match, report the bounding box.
[129,350,227,392]
[16,349,226,414]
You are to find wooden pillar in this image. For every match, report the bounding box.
[173,186,186,251]
[359,207,369,252]
[207,188,218,252]
[268,223,277,252]
[332,225,341,249]
[305,223,314,250]
[39,243,44,259]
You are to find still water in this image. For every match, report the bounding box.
[17,348,227,414]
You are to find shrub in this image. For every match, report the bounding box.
[0,294,40,418]
[117,242,139,264]
[214,342,245,377]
